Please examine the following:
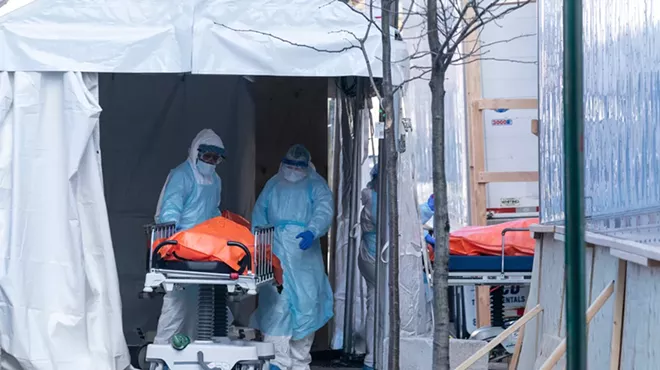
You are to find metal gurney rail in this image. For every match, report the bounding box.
[142,222,276,295]
[447,228,534,286]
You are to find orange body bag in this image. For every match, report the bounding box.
[425,218,537,262]
[153,212,283,285]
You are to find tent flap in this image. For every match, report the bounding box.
[0,71,131,370]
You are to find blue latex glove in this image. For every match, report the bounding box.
[425,233,436,247]
[270,364,282,370]
[296,231,315,250]
[427,194,435,212]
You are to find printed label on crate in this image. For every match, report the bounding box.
[492,118,513,126]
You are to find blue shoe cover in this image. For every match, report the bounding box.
[363,366,374,370]
[270,364,282,370]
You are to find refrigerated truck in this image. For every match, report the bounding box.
[460,0,539,345]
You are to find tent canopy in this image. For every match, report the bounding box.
[0,0,409,83]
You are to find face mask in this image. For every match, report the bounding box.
[196,161,216,176]
[282,167,306,183]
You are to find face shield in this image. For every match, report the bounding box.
[197,144,226,165]
[280,157,310,183]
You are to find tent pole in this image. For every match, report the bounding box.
[562,0,586,368]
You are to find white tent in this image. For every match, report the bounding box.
[0,1,413,369]
[0,0,407,77]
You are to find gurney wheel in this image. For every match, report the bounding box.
[148,362,164,370]
[137,344,149,369]
[232,360,266,370]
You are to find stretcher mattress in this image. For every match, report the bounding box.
[448,255,534,273]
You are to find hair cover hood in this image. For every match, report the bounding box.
[187,129,224,184]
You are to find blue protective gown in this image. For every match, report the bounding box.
[153,129,224,344]
[156,162,222,230]
[419,202,433,225]
[419,200,435,303]
[155,129,223,230]
[252,167,334,340]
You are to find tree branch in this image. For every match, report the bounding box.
[215,24,360,53]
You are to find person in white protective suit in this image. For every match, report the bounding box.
[357,165,379,370]
[153,129,229,344]
[252,144,334,370]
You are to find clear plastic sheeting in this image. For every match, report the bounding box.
[539,0,660,224]
[331,151,367,354]
[0,72,132,370]
[400,0,469,230]
[395,132,433,337]
[330,143,368,352]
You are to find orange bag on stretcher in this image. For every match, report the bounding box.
[426,218,538,262]
[153,212,283,285]
[448,218,538,256]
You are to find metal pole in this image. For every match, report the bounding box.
[562,0,586,369]
[342,82,364,357]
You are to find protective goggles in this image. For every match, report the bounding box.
[281,157,309,168]
[198,145,226,165]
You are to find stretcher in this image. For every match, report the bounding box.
[142,221,277,370]
[441,219,536,285]
[436,220,536,350]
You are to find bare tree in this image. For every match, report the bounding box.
[423,1,531,369]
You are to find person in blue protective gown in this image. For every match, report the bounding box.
[419,194,435,303]
[357,165,379,370]
[419,194,435,247]
[153,129,226,344]
[252,145,334,370]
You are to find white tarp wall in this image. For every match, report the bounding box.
[0,72,131,369]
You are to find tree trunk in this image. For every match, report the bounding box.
[426,0,451,368]
[381,1,400,369]
[430,68,450,369]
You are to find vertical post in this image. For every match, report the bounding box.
[562,0,586,368]
[461,0,490,329]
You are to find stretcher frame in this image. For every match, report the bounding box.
[141,222,278,370]
[142,222,276,296]
[446,228,534,340]
[447,227,534,286]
